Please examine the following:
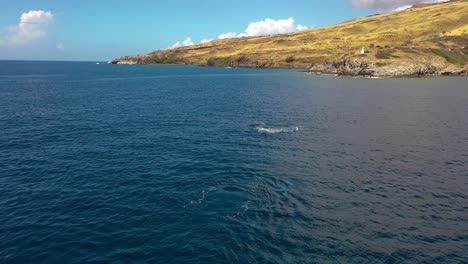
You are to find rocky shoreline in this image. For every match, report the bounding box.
[308,58,467,78]
[109,57,467,78]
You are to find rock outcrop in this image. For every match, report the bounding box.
[309,58,467,77]
[108,58,138,65]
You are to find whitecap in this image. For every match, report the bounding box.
[255,126,299,134]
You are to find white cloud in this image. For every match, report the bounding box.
[296,24,309,31]
[166,17,310,49]
[217,17,309,40]
[56,43,64,50]
[218,32,239,39]
[171,37,194,48]
[200,39,213,44]
[2,10,55,45]
[245,17,295,36]
[351,0,449,11]
[393,5,413,11]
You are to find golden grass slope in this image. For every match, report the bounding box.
[114,0,468,69]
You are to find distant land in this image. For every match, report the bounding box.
[110,0,468,77]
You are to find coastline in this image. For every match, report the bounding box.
[108,58,468,78]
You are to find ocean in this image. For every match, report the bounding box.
[0,61,467,263]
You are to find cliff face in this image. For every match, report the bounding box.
[111,0,468,77]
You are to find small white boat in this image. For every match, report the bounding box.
[96,62,100,65]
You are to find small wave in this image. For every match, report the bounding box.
[0,74,65,79]
[255,126,299,134]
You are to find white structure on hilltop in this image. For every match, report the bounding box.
[361,47,365,55]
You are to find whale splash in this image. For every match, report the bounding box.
[255,126,299,134]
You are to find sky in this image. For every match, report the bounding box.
[0,0,449,61]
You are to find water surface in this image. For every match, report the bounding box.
[1,61,467,263]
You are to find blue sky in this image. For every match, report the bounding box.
[0,0,439,61]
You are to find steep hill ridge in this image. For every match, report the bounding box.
[111,0,468,77]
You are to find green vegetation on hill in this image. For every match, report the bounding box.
[431,48,467,65]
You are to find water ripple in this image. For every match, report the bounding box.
[1,62,467,263]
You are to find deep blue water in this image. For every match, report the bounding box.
[1,61,467,263]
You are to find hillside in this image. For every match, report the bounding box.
[110,0,468,77]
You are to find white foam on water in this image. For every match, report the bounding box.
[185,187,217,208]
[255,126,299,134]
